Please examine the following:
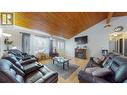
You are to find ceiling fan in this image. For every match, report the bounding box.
[104,12,113,28]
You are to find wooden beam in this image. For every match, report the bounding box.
[106,12,113,24]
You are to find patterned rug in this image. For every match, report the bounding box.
[44,62,79,80]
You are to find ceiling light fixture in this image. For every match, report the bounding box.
[104,24,111,28]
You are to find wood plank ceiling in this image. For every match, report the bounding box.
[15,12,127,39]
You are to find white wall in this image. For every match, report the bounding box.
[2,28,22,51]
[65,16,127,58]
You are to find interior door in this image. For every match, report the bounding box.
[119,38,123,54]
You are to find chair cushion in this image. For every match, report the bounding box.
[25,66,58,83]
[78,70,109,83]
[2,55,24,70]
[23,63,41,74]
[0,59,25,83]
[86,67,112,77]
[93,56,105,64]
[25,71,44,83]
[85,67,101,74]
[92,68,112,77]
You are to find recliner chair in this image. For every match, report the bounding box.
[2,54,42,74]
[2,54,59,81]
[78,55,127,83]
[0,59,58,83]
[8,49,37,61]
[85,53,120,68]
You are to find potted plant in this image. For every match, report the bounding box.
[4,37,13,50]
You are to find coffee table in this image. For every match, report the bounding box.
[53,57,71,69]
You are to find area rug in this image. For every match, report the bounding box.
[44,62,79,80]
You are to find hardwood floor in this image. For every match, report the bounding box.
[39,57,88,83]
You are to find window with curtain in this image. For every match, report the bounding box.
[53,38,65,56]
[30,35,50,55]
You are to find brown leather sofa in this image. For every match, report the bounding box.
[78,54,127,83]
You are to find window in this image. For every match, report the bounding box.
[0,13,13,25]
[53,39,57,49]
[57,40,65,50]
[30,35,50,54]
[52,38,65,56]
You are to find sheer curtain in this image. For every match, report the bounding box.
[53,38,65,56]
[30,35,50,55]
[29,35,65,56]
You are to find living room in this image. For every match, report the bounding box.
[1,12,127,83]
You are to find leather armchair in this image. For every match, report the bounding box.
[8,49,37,61]
[2,54,44,74]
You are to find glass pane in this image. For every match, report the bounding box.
[1,13,13,25]
[2,14,7,24]
[7,14,13,24]
[53,39,56,48]
[30,35,50,54]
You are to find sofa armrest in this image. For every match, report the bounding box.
[85,57,104,69]
[37,66,58,83]
[24,63,43,74]
[85,57,97,68]
[123,79,127,83]
[78,70,110,83]
[22,56,32,61]
[22,55,37,61]
[20,58,36,65]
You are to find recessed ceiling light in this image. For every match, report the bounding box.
[114,34,117,36]
[114,26,124,32]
